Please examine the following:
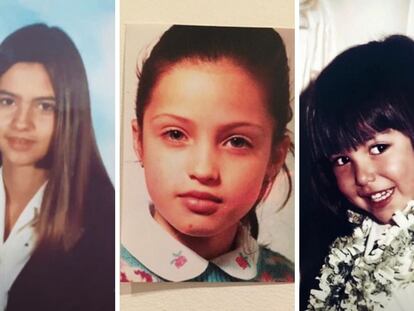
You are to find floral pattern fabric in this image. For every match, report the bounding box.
[308,201,414,310]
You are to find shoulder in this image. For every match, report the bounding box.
[7,196,115,311]
[255,247,294,282]
[7,243,114,311]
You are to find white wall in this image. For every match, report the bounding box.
[301,0,413,89]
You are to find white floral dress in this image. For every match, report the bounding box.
[308,202,414,310]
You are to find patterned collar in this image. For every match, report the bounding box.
[122,203,259,281]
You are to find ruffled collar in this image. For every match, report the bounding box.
[122,202,259,281]
[308,201,414,310]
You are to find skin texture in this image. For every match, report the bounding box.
[0,62,55,168]
[331,129,414,224]
[0,62,56,239]
[133,59,288,258]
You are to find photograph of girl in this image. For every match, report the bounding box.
[121,25,294,282]
[301,2,414,310]
[0,2,115,310]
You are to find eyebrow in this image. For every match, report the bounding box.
[150,113,266,133]
[0,90,56,102]
[0,90,15,97]
[151,113,193,125]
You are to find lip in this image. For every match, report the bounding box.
[6,136,35,151]
[361,187,395,209]
[178,191,223,215]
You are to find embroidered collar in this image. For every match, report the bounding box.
[0,168,46,244]
[122,202,259,281]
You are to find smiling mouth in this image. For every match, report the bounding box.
[366,188,395,203]
[7,137,35,151]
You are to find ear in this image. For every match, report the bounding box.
[131,119,144,165]
[266,135,290,182]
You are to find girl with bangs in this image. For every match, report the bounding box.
[0,24,114,310]
[303,35,414,310]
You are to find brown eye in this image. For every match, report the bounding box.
[332,156,350,167]
[370,144,389,155]
[0,97,14,107]
[38,101,56,112]
[225,136,252,149]
[165,129,186,141]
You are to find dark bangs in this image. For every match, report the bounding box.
[309,94,414,161]
[307,37,414,162]
[302,35,414,214]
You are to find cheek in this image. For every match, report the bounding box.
[223,160,267,209]
[385,159,408,179]
[142,145,180,203]
[0,112,12,129]
[334,170,354,197]
[40,116,55,141]
[144,164,171,212]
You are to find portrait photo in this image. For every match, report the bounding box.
[120,24,295,283]
[0,1,115,310]
[300,1,414,310]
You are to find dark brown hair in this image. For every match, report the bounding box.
[135,25,293,239]
[303,35,414,215]
[0,24,113,251]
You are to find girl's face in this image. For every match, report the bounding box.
[331,129,414,224]
[0,62,56,168]
[133,59,287,237]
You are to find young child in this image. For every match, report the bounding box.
[121,25,294,282]
[303,35,414,310]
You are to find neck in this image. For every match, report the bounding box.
[153,211,238,260]
[2,162,48,240]
[3,164,48,203]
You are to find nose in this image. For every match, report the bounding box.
[11,105,33,130]
[353,160,375,186]
[188,142,220,185]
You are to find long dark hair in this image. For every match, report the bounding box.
[0,24,113,251]
[135,25,293,239]
[303,35,414,214]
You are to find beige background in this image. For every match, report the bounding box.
[120,1,295,310]
[300,0,414,89]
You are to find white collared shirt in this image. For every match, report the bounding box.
[122,203,260,282]
[0,170,45,310]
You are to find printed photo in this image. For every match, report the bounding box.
[300,1,414,310]
[121,24,295,283]
[0,1,115,310]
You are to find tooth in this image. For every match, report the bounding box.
[370,189,392,202]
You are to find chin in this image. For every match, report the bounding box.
[178,228,219,238]
[371,211,394,224]
[176,222,223,238]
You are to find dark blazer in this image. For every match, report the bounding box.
[6,178,115,311]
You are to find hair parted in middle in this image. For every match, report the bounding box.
[0,23,113,252]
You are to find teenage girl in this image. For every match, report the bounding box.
[0,24,114,310]
[121,25,294,282]
[303,35,414,310]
